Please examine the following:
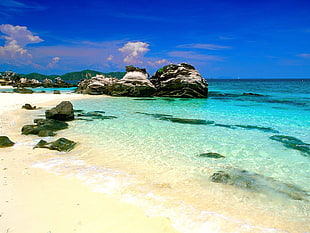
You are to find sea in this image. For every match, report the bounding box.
[30,79,309,233]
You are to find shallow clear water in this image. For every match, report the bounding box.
[33,79,310,233]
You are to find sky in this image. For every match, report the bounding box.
[0,0,310,78]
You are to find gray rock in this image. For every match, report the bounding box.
[150,63,208,98]
[45,101,74,121]
[109,66,156,97]
[34,138,76,152]
[210,168,309,200]
[0,136,15,148]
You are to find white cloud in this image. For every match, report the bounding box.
[107,55,114,61]
[178,43,231,50]
[148,59,170,67]
[47,56,60,68]
[0,24,43,63]
[118,41,150,64]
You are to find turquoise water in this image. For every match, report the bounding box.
[0,86,76,93]
[33,79,310,233]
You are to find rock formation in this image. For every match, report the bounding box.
[77,64,208,98]
[108,66,156,97]
[150,63,208,98]
[76,66,156,97]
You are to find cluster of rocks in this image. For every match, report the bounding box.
[21,101,77,151]
[0,71,75,88]
[76,63,208,98]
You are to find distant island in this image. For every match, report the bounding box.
[1,69,126,82]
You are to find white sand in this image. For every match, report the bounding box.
[0,93,179,233]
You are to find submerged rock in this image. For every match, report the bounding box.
[0,136,15,148]
[76,111,117,120]
[270,135,310,156]
[210,168,309,200]
[234,125,279,133]
[34,138,76,152]
[45,101,74,121]
[198,152,225,158]
[159,116,212,125]
[150,63,208,98]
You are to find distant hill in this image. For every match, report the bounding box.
[19,72,58,81]
[18,70,125,81]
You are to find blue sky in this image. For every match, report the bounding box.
[0,0,310,78]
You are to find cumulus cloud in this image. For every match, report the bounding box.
[118,41,150,64]
[0,24,43,62]
[47,56,60,68]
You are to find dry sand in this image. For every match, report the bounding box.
[0,92,179,233]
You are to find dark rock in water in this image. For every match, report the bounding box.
[53,90,61,94]
[242,92,264,96]
[21,119,68,136]
[135,112,173,118]
[34,138,76,152]
[74,109,85,113]
[13,87,34,94]
[234,125,279,133]
[136,112,213,125]
[49,138,76,152]
[77,111,117,120]
[22,103,37,110]
[270,135,310,157]
[214,123,279,133]
[150,63,208,98]
[45,101,74,121]
[159,116,212,125]
[198,152,225,158]
[214,123,235,129]
[0,136,15,147]
[133,98,157,101]
[210,168,309,200]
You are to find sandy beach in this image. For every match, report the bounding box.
[0,92,179,233]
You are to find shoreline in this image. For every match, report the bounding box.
[0,93,179,233]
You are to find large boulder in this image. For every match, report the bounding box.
[45,101,74,121]
[108,66,156,97]
[150,63,208,98]
[76,75,118,95]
